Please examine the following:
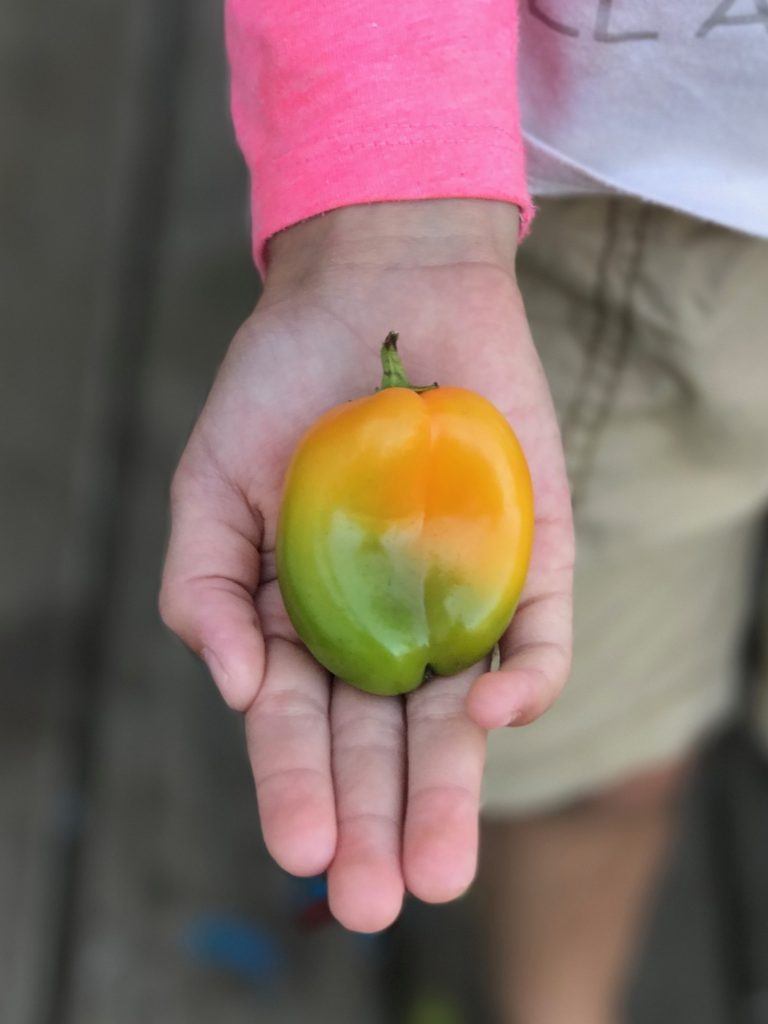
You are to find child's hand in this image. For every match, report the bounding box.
[159,199,573,932]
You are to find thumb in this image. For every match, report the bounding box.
[159,461,265,712]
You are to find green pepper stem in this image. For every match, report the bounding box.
[379,332,411,389]
[378,332,438,392]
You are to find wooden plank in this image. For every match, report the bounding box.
[61,3,381,1021]
[0,1,148,1021]
[698,732,768,1022]
[627,764,731,1024]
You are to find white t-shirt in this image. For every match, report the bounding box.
[518,1,768,237]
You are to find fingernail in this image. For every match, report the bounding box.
[489,644,501,672]
[202,646,229,686]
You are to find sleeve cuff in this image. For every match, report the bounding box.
[252,125,534,276]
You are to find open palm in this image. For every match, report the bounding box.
[160,245,573,931]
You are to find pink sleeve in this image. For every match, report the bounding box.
[225,0,532,273]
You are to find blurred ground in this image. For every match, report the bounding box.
[3,2,768,1022]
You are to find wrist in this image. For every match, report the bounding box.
[264,199,519,295]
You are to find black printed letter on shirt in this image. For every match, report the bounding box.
[594,0,659,41]
[697,0,768,36]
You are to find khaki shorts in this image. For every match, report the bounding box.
[483,196,768,815]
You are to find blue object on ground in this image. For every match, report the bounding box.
[183,913,284,985]
[292,874,328,905]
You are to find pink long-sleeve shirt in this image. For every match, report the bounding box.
[225,0,531,273]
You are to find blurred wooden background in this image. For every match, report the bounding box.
[3,2,768,1022]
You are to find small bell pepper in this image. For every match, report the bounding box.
[276,334,533,696]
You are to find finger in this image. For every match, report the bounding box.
[245,637,336,877]
[404,665,487,904]
[467,515,573,730]
[256,578,301,644]
[159,461,265,711]
[327,681,406,933]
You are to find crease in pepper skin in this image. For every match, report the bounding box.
[276,334,534,696]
